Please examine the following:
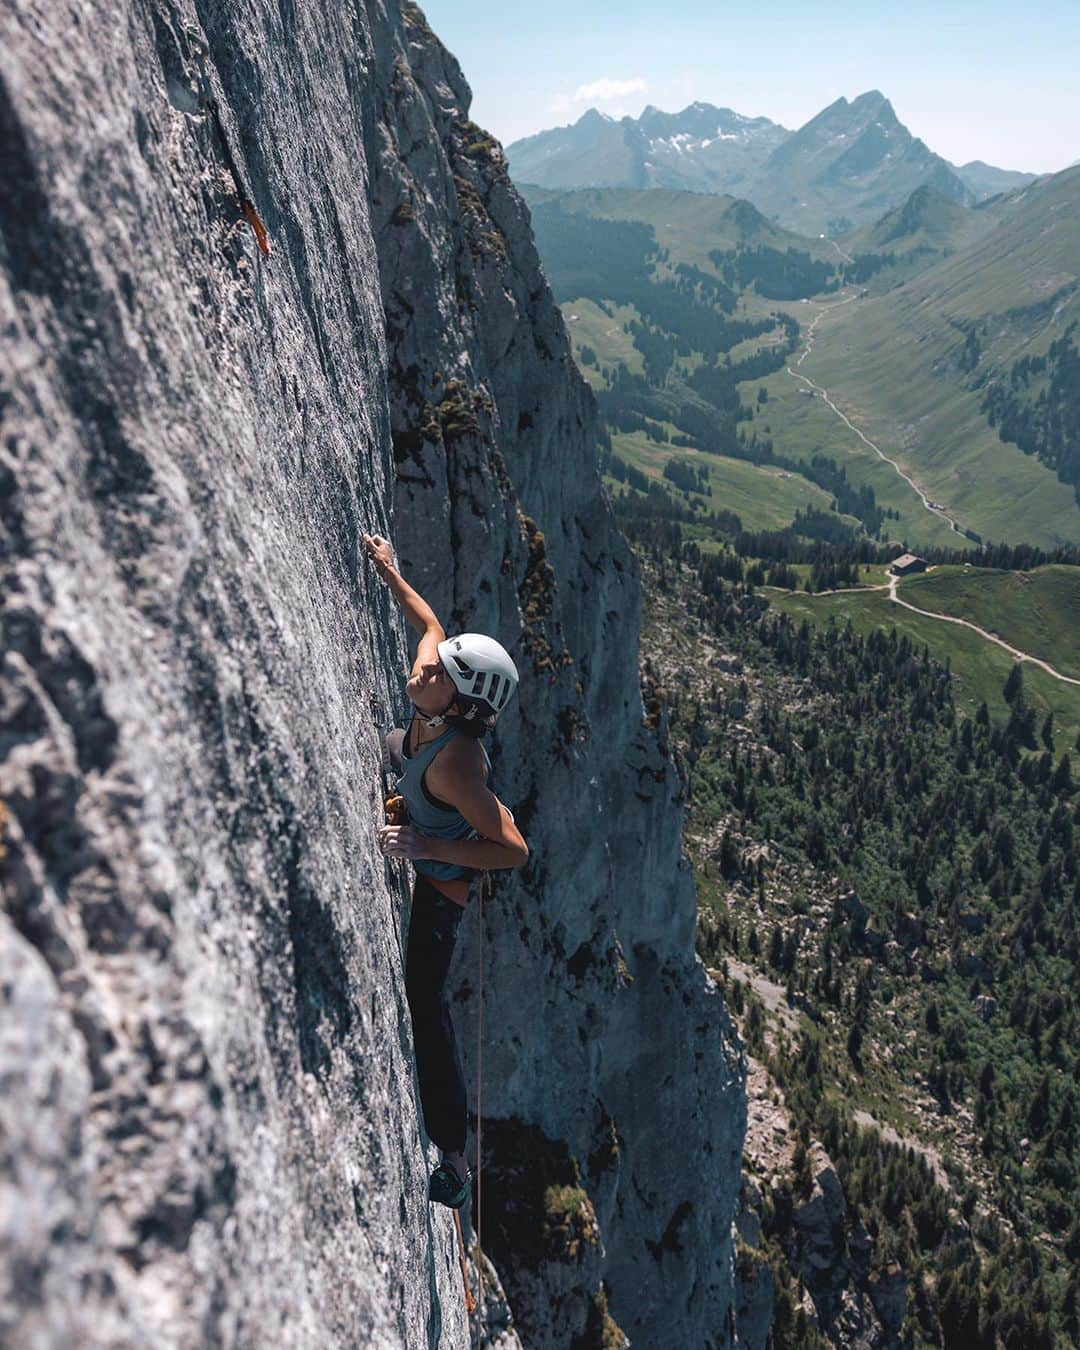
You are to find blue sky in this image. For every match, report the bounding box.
[421,0,1078,173]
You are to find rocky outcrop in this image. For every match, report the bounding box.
[0,1,744,1346]
[733,1181,774,1350]
[1,0,464,1342]
[368,7,746,1345]
[741,1053,907,1348]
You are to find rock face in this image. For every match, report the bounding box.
[368,8,746,1345]
[0,1,744,1346]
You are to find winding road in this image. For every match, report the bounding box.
[785,296,966,536]
[771,571,1080,688]
[887,574,1080,686]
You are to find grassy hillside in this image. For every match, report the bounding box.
[798,168,1080,547]
[564,298,645,387]
[527,186,834,269]
[841,184,995,259]
[749,355,962,550]
[902,565,1080,679]
[773,573,1080,751]
[608,426,839,532]
[832,185,1004,296]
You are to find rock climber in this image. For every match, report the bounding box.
[364,533,529,1209]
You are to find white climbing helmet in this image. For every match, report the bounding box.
[438,633,519,719]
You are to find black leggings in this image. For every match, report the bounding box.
[405,875,467,1154]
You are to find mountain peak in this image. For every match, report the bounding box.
[869,94,900,125]
[507,93,1014,232]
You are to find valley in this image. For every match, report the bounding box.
[638,545,1080,1347]
[529,165,1080,554]
[516,99,1080,1346]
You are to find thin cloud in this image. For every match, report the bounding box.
[573,77,647,104]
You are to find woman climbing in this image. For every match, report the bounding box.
[364,533,529,1209]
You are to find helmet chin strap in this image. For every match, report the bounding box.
[423,690,458,728]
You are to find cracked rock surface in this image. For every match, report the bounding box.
[1,1,745,1345]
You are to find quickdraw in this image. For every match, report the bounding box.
[207,100,271,258]
[240,198,271,258]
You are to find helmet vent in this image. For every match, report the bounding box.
[437,633,519,721]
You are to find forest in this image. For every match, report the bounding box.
[709,245,840,301]
[982,323,1080,501]
[636,528,1080,1346]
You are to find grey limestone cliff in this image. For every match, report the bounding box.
[0,1,745,1345]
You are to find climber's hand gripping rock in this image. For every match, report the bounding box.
[363,533,395,576]
[378,823,432,860]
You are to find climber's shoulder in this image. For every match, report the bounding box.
[435,729,487,771]
[428,731,488,792]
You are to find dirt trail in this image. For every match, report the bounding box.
[888,574,1080,685]
[769,572,1080,687]
[785,297,965,535]
[825,238,854,265]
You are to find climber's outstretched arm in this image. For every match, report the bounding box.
[364,533,444,669]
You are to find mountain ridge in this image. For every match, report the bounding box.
[508,93,1035,234]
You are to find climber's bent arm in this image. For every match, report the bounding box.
[379,739,529,869]
[424,798,529,871]
[427,735,528,866]
[377,807,527,870]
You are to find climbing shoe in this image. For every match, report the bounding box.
[428,1161,471,1209]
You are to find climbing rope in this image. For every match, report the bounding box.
[474,873,486,1344]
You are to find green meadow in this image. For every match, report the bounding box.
[563,298,645,387]
[608,428,839,532]
[901,565,1080,680]
[773,577,1080,752]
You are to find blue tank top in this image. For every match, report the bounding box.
[393,724,492,881]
